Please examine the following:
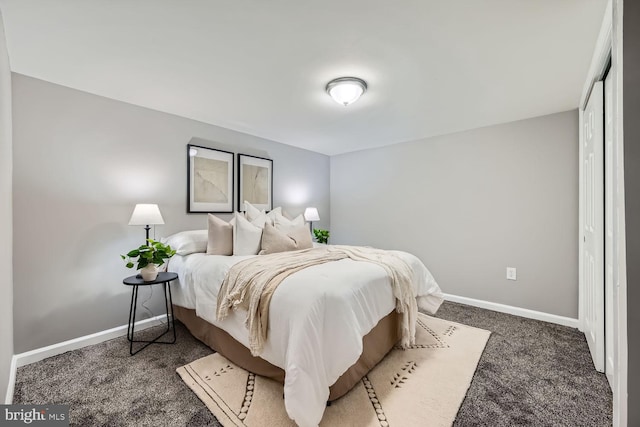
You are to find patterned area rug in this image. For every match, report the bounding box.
[177,313,490,426]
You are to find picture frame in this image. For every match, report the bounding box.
[187,144,234,213]
[237,154,273,212]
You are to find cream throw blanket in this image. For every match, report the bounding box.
[216,245,417,356]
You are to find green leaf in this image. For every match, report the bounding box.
[121,239,176,268]
[125,262,134,268]
[312,228,329,244]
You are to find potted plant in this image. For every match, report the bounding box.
[121,239,176,281]
[312,228,330,244]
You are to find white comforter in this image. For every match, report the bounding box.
[168,249,443,427]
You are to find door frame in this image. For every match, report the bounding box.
[578,1,627,426]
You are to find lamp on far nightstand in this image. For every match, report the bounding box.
[128,204,165,243]
[304,207,320,233]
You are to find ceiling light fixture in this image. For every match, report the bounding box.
[326,77,367,106]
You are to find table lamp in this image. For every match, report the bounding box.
[128,204,165,244]
[304,207,320,233]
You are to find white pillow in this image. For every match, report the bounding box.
[161,230,208,255]
[244,200,282,225]
[233,212,265,255]
[244,200,262,221]
[267,207,282,224]
[274,213,306,234]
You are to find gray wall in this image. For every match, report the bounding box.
[623,0,640,423]
[12,74,330,353]
[331,110,578,318]
[0,10,13,401]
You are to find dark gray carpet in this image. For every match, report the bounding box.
[13,302,612,426]
[438,302,612,427]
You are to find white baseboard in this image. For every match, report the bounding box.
[4,314,166,404]
[4,355,17,404]
[443,293,580,329]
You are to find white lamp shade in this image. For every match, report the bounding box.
[304,207,320,222]
[128,204,165,225]
[326,77,367,106]
[329,83,363,106]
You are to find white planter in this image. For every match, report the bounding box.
[140,264,159,281]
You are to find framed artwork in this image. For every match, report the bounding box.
[237,154,273,212]
[187,144,234,213]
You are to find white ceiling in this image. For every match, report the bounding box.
[0,0,607,155]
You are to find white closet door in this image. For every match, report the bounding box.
[604,72,614,385]
[583,81,604,373]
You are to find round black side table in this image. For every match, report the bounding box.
[123,271,178,355]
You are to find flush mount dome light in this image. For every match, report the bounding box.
[326,77,367,106]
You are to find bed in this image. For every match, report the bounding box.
[167,244,443,427]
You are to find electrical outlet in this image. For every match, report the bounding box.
[506,267,517,281]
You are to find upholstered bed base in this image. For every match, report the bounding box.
[173,305,400,401]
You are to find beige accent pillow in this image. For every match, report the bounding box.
[273,212,306,234]
[206,214,233,255]
[260,222,313,255]
[233,212,266,255]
